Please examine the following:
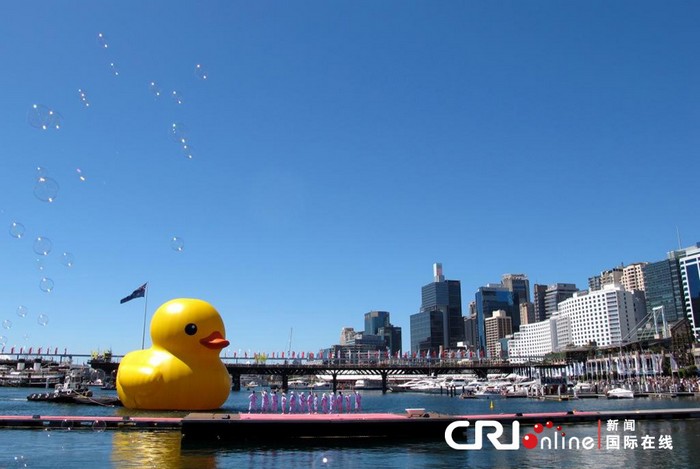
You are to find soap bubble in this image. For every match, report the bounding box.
[37,314,49,326]
[77,88,90,107]
[170,236,184,252]
[2,320,11,330]
[92,420,106,432]
[27,104,62,130]
[16,306,28,318]
[109,62,120,76]
[181,144,194,160]
[76,168,86,182]
[9,221,25,239]
[0,336,6,346]
[34,176,59,203]
[39,277,54,293]
[60,419,74,431]
[97,32,109,49]
[36,166,49,177]
[148,81,162,98]
[194,63,208,80]
[170,122,188,143]
[61,252,75,268]
[33,236,52,256]
[35,258,46,272]
[171,90,183,105]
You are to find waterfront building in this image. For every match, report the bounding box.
[679,244,700,340]
[485,310,512,359]
[474,284,516,353]
[507,316,558,363]
[410,263,464,353]
[557,284,639,347]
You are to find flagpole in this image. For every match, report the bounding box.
[141,284,149,349]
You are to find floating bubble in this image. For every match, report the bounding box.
[33,236,52,256]
[77,88,90,108]
[109,62,120,76]
[12,455,28,467]
[97,32,109,49]
[23,333,30,341]
[36,166,49,177]
[170,122,188,143]
[76,168,86,182]
[34,176,59,203]
[61,252,75,268]
[37,314,49,326]
[39,277,54,293]
[171,90,183,105]
[27,104,62,130]
[170,236,184,252]
[9,221,25,239]
[92,420,107,432]
[16,306,28,318]
[181,144,193,160]
[194,63,208,80]
[2,320,11,330]
[60,419,74,431]
[0,336,6,346]
[35,258,46,272]
[148,81,162,98]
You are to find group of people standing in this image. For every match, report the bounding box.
[248,389,362,414]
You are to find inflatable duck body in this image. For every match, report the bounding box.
[116,298,232,410]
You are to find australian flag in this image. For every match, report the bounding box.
[120,283,147,304]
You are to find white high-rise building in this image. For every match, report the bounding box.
[557,284,638,347]
[507,317,558,363]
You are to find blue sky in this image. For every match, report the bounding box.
[1,1,698,358]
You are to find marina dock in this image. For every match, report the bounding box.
[2,408,699,444]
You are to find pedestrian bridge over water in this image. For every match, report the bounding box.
[88,358,570,393]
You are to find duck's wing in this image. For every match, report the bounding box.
[116,351,166,392]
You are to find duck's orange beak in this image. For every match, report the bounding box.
[199,331,230,350]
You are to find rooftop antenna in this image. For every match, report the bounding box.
[676,226,683,250]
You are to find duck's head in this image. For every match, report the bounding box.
[150,298,230,358]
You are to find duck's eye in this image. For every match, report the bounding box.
[184,323,197,335]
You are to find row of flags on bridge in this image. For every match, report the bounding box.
[1,346,68,355]
[229,349,490,360]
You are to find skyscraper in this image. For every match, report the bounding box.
[474,284,516,353]
[502,273,530,305]
[644,249,689,324]
[679,244,700,340]
[410,263,464,353]
[533,284,548,322]
[364,311,390,335]
[543,283,578,320]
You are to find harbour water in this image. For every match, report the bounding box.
[0,387,699,468]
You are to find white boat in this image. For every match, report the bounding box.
[607,388,634,399]
[354,378,383,390]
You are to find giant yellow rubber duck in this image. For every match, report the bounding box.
[116,298,232,410]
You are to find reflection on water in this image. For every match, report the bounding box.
[112,431,217,469]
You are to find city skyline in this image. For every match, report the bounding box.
[1,1,698,357]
